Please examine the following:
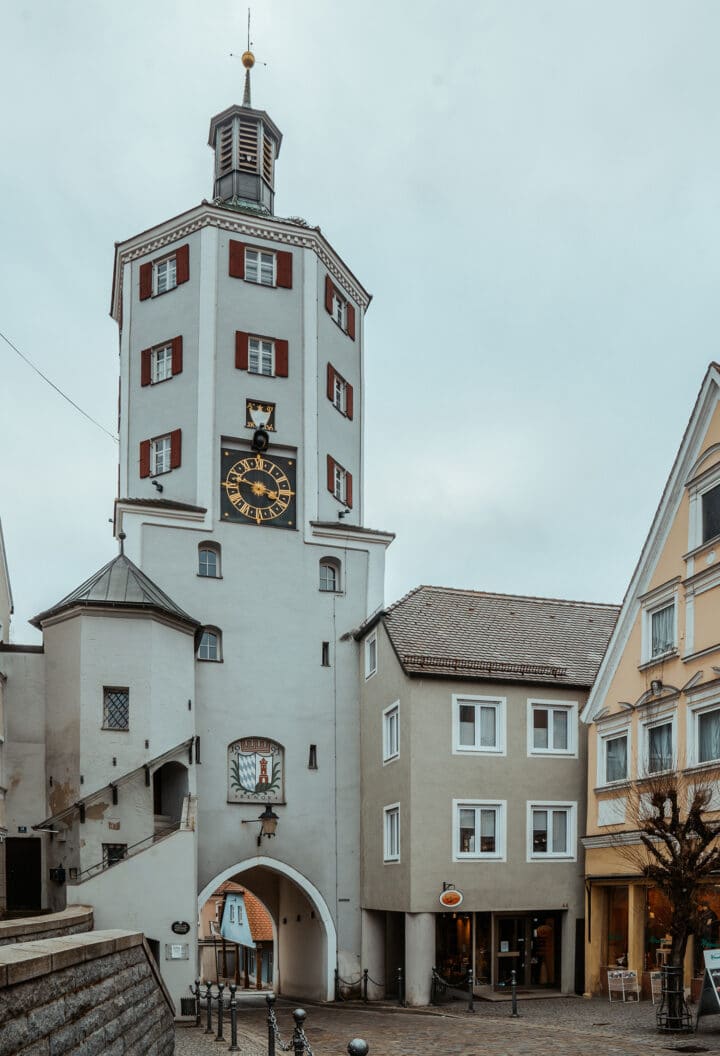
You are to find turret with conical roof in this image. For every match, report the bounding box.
[208,50,282,214]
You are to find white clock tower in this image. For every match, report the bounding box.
[101,57,392,1004]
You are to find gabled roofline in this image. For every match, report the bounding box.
[582,363,720,724]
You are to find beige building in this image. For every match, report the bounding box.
[358,585,618,1004]
[582,363,720,997]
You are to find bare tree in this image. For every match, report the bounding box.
[613,772,720,1026]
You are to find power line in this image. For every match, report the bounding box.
[0,328,118,443]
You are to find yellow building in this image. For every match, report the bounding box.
[582,363,720,997]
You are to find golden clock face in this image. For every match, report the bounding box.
[221,450,296,529]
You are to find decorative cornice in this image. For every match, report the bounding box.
[111,204,371,321]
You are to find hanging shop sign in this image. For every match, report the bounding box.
[439,887,464,909]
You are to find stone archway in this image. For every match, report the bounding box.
[198,857,337,1001]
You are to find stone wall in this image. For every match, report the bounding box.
[0,905,93,947]
[0,929,174,1055]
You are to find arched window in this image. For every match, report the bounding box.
[319,558,341,593]
[197,627,222,662]
[198,542,221,578]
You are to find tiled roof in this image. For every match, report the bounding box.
[212,882,273,943]
[382,585,619,687]
[31,554,198,630]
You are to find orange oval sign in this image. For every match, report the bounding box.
[439,889,463,908]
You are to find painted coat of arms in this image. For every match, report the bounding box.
[228,737,284,804]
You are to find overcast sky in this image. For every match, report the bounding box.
[2,1,720,642]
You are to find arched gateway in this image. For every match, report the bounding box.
[198,858,337,1001]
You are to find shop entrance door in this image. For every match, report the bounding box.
[495,915,529,987]
[495,912,560,988]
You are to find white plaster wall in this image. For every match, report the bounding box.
[276,875,326,1000]
[67,827,198,1014]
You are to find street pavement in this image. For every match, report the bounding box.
[175,994,720,1055]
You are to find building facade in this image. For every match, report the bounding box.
[583,363,720,997]
[358,585,618,1004]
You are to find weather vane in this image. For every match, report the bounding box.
[229,7,266,106]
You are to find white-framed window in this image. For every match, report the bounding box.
[150,435,172,476]
[332,290,347,330]
[103,687,129,731]
[453,800,506,860]
[197,628,222,662]
[452,695,506,755]
[527,802,576,860]
[151,344,173,384]
[333,373,347,415]
[650,602,676,658]
[640,712,675,775]
[687,698,720,767]
[383,702,400,763]
[245,248,275,286]
[365,633,377,679]
[319,558,340,592]
[229,904,235,924]
[154,255,177,295]
[248,337,274,376]
[383,804,400,862]
[702,482,720,545]
[198,544,221,578]
[597,725,630,786]
[527,699,577,756]
[641,587,678,663]
[333,463,347,504]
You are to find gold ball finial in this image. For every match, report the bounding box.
[241,50,255,69]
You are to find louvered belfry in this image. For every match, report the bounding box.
[208,100,282,214]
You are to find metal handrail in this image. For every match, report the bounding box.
[71,822,181,883]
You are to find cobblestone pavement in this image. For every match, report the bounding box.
[175,995,720,1055]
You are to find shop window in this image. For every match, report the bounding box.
[645,887,673,971]
[694,889,720,975]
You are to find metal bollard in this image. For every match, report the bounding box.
[228,984,239,1053]
[397,966,404,1007]
[205,983,215,1034]
[467,965,474,1013]
[191,980,201,1028]
[292,1008,308,1056]
[362,967,369,1004]
[267,993,277,1056]
[510,970,519,1018]
[347,1042,369,1056]
[216,981,225,1041]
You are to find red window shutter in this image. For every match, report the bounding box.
[229,240,245,278]
[346,382,354,420]
[275,340,289,377]
[139,440,151,478]
[141,348,152,387]
[170,429,182,469]
[346,304,356,340]
[327,363,335,401]
[327,454,335,494]
[172,336,183,376]
[346,471,353,509]
[176,244,190,284]
[325,275,334,315]
[139,263,153,301]
[276,251,293,288]
[235,331,249,370]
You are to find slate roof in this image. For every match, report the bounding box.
[382,585,620,687]
[31,554,198,630]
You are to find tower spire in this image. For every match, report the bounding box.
[242,8,254,108]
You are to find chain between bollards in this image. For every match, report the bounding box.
[510,969,519,1018]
